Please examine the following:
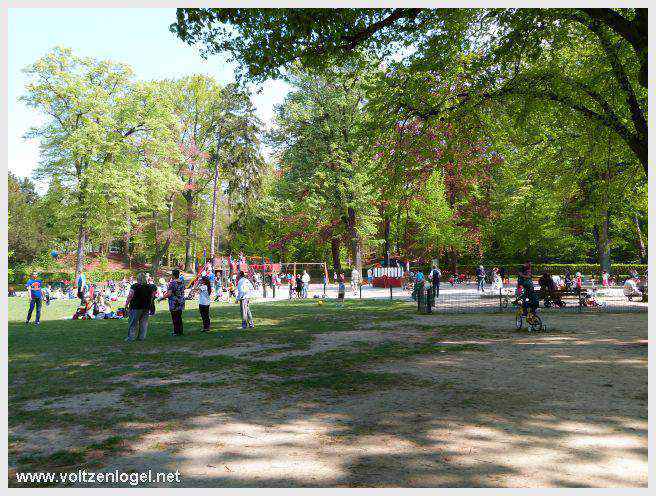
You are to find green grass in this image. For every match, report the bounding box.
[8,296,495,480]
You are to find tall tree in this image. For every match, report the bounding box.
[22,48,182,281]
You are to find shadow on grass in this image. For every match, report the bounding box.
[7,300,648,487]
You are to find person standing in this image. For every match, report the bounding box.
[236,270,255,329]
[301,270,311,298]
[197,276,212,333]
[429,264,442,300]
[564,268,573,291]
[124,272,156,342]
[25,272,44,325]
[76,271,89,305]
[499,267,507,285]
[295,274,303,299]
[367,267,373,286]
[337,273,346,306]
[160,269,186,336]
[476,265,486,292]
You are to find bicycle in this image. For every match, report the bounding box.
[514,301,544,332]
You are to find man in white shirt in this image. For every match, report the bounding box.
[236,271,255,329]
[301,270,311,298]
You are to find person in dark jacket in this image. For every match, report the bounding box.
[124,272,157,341]
[429,264,442,300]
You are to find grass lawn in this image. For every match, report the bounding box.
[7,296,648,487]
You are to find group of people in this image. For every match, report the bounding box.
[123,267,257,342]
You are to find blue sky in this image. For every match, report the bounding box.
[7,7,289,188]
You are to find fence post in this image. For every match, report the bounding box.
[359,283,362,299]
[390,285,393,301]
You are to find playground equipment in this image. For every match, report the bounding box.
[369,258,409,288]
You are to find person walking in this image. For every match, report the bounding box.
[124,272,157,342]
[25,272,44,325]
[197,276,212,333]
[236,270,255,329]
[301,270,311,298]
[429,264,442,300]
[160,269,186,336]
[476,265,486,292]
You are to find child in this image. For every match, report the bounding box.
[337,273,346,306]
[288,276,295,299]
[227,280,237,301]
[197,276,212,332]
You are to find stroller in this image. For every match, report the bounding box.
[539,274,566,308]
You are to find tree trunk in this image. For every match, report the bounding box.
[593,212,611,272]
[184,192,194,271]
[209,153,220,270]
[345,207,362,275]
[633,214,646,263]
[330,238,342,274]
[449,247,458,276]
[75,221,86,284]
[151,202,174,276]
[383,215,391,266]
[74,164,87,284]
[123,232,130,267]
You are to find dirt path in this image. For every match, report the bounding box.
[47,312,643,488]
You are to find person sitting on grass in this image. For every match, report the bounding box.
[236,270,255,329]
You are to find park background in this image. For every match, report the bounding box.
[7,7,648,285]
[5,5,648,488]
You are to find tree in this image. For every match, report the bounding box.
[21,48,183,281]
[172,8,647,174]
[7,173,51,263]
[268,63,379,273]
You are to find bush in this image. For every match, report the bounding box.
[8,267,136,286]
[408,262,647,277]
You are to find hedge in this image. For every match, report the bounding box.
[409,263,647,277]
[9,268,136,286]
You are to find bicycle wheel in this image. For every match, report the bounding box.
[515,312,523,329]
[528,314,543,332]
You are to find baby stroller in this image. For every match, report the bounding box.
[543,290,566,308]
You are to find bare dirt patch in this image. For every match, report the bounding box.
[11,312,647,487]
[22,390,125,415]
